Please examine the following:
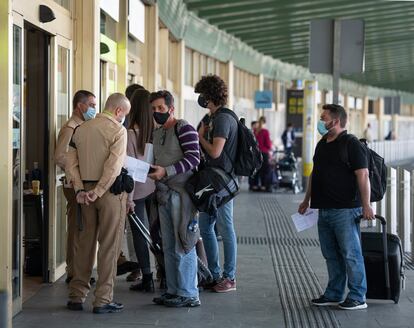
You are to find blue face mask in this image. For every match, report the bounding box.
[317,120,329,136]
[82,107,96,121]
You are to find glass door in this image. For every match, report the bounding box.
[12,13,24,315]
[48,35,72,282]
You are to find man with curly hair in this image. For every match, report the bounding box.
[195,74,238,293]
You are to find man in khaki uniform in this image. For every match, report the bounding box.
[54,90,96,283]
[65,93,131,314]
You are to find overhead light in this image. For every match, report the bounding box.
[39,5,56,23]
[100,42,110,54]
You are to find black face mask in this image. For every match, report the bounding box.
[197,95,209,108]
[153,111,170,125]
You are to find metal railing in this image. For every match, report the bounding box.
[369,140,414,164]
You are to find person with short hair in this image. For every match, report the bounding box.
[281,122,295,155]
[65,93,131,314]
[195,75,238,293]
[298,103,374,310]
[149,90,201,308]
[54,90,96,284]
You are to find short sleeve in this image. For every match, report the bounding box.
[348,138,368,171]
[212,114,231,139]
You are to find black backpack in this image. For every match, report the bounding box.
[339,134,387,203]
[219,108,263,177]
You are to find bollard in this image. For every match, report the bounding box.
[386,167,397,234]
[0,290,7,328]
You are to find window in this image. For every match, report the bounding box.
[54,0,71,11]
[368,100,374,114]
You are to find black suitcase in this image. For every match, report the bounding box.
[128,212,213,286]
[358,215,405,303]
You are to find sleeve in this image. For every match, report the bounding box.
[264,129,272,151]
[65,132,84,192]
[212,114,231,139]
[348,138,368,171]
[94,129,127,197]
[54,126,73,170]
[165,124,200,176]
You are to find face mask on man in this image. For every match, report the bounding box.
[153,111,170,126]
[197,95,209,108]
[119,115,126,125]
[82,107,96,121]
[317,120,334,136]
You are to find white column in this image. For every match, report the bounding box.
[117,0,128,93]
[386,167,397,234]
[227,61,234,109]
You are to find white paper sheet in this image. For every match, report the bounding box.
[291,209,319,232]
[124,156,150,183]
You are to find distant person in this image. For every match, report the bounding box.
[385,130,395,141]
[363,123,373,142]
[251,120,258,133]
[252,116,273,192]
[281,123,295,154]
[298,104,373,310]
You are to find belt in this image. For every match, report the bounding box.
[82,180,98,183]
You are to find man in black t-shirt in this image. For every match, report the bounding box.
[195,75,238,293]
[298,104,374,311]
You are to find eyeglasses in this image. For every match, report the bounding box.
[160,129,166,146]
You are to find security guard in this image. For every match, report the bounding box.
[54,90,96,283]
[65,93,131,314]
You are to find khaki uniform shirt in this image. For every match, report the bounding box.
[65,113,127,197]
[54,114,84,170]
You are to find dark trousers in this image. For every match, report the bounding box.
[128,195,152,275]
[253,152,271,190]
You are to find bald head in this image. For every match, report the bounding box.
[104,93,131,124]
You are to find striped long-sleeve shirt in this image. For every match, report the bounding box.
[165,123,200,176]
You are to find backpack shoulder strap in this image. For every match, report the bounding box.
[338,132,358,168]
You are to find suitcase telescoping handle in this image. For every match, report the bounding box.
[356,214,391,299]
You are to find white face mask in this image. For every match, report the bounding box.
[120,116,126,125]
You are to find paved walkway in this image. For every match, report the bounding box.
[13,187,414,328]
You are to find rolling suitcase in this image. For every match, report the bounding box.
[128,212,213,286]
[357,215,405,303]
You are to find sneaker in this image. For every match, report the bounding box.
[93,302,124,314]
[164,296,201,308]
[338,299,368,310]
[152,293,178,305]
[67,301,83,311]
[213,278,236,293]
[311,296,341,306]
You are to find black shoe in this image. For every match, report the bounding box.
[202,278,221,290]
[90,277,96,285]
[311,295,342,306]
[67,301,83,311]
[130,273,154,292]
[152,293,178,305]
[164,296,201,308]
[338,298,368,310]
[93,302,124,314]
[65,276,73,284]
[117,261,139,276]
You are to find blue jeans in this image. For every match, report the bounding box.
[158,191,198,298]
[318,208,367,302]
[199,199,237,280]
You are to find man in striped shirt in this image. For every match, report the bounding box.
[148,90,201,308]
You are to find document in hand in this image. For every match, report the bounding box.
[124,156,150,183]
[291,209,319,232]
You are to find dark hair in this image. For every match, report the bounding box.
[149,90,174,108]
[259,116,266,124]
[194,74,228,107]
[322,104,347,128]
[287,122,293,128]
[251,120,258,127]
[125,84,145,100]
[128,89,153,155]
[73,90,95,109]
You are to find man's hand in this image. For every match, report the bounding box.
[298,200,309,215]
[86,190,98,203]
[76,191,88,205]
[198,122,208,139]
[362,205,375,220]
[126,200,135,214]
[148,165,166,181]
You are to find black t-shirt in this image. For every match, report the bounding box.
[310,132,368,209]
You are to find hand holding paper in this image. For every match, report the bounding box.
[291,208,319,232]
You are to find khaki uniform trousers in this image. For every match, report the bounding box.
[69,183,127,307]
[63,186,77,278]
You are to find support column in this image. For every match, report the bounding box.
[142,4,158,91]
[376,98,385,140]
[227,61,234,109]
[73,0,100,101]
[302,81,318,186]
[176,39,185,119]
[117,0,128,93]
[362,96,369,133]
[0,1,12,326]
[158,28,169,89]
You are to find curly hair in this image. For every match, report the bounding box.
[194,74,228,107]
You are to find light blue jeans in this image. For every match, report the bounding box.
[158,191,198,298]
[318,208,367,302]
[199,200,237,280]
